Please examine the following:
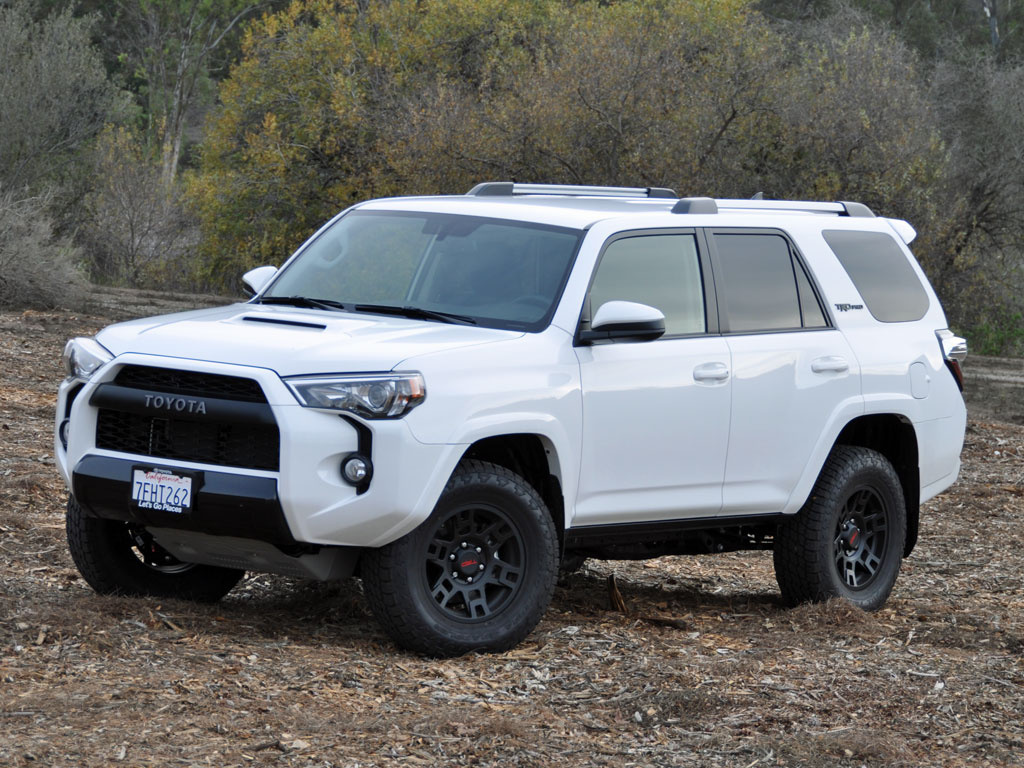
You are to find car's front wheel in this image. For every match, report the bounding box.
[361,460,559,657]
[773,446,907,611]
[66,496,244,602]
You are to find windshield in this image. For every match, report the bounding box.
[263,210,584,331]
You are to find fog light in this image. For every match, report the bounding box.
[341,455,372,486]
[58,418,70,449]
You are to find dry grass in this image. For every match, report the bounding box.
[1,292,1023,767]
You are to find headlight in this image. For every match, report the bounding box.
[286,373,425,418]
[62,337,114,381]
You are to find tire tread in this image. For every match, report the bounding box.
[774,446,906,610]
[362,460,558,657]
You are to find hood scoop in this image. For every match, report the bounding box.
[241,315,327,330]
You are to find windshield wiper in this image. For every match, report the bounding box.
[353,304,478,325]
[256,296,350,312]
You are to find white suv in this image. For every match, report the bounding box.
[55,183,968,656]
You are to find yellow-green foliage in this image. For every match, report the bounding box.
[188,0,948,290]
[186,0,563,287]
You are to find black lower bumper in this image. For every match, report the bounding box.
[71,455,296,546]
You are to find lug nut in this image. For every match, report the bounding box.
[478,564,485,571]
[449,554,455,560]
[451,571,458,578]
[467,577,474,583]
[475,546,482,553]
[461,542,468,548]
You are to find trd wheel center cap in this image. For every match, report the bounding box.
[840,521,862,552]
[454,547,488,578]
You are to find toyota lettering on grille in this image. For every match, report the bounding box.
[143,394,208,414]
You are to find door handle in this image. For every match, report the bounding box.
[811,356,849,374]
[693,362,730,382]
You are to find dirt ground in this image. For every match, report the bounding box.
[1,287,1022,767]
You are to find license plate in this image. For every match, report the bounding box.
[131,468,193,515]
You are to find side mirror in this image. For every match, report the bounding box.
[578,301,666,343]
[242,265,278,297]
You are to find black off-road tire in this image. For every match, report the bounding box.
[559,552,588,574]
[361,460,559,657]
[66,496,244,603]
[774,446,906,611]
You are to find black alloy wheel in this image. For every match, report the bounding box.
[774,446,906,611]
[127,525,197,574]
[833,487,888,590]
[361,460,559,657]
[424,505,526,622]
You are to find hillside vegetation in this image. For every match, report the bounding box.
[2,0,1024,348]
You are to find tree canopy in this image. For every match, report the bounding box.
[186,0,949,293]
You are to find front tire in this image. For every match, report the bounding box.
[361,460,559,657]
[66,496,244,603]
[773,446,906,611]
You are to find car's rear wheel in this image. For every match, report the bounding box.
[66,496,244,602]
[361,460,559,657]
[773,446,906,611]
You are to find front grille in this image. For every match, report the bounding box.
[95,366,279,471]
[114,365,268,403]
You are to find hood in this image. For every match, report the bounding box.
[95,303,521,376]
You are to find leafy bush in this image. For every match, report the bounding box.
[0,2,126,194]
[80,126,197,288]
[0,188,85,310]
[966,311,1024,357]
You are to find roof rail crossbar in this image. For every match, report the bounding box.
[671,197,718,214]
[466,182,678,199]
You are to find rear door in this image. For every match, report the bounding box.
[706,229,862,515]
[573,230,732,526]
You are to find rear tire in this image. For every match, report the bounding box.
[66,496,244,603]
[361,460,559,657]
[773,446,906,611]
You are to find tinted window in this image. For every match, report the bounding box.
[823,230,929,322]
[714,233,803,332]
[265,211,582,331]
[588,234,705,336]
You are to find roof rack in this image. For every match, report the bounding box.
[712,199,875,218]
[464,183,875,218]
[466,182,678,199]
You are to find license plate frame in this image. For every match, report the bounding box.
[130,466,196,516]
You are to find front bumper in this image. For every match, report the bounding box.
[71,455,293,546]
[56,354,463,548]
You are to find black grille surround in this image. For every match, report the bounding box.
[93,365,280,471]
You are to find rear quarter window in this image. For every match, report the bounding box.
[823,230,929,322]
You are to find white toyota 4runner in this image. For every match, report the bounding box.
[56,183,968,656]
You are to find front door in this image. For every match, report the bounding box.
[573,230,732,526]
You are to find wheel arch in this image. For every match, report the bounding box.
[457,433,566,545]
[834,414,920,556]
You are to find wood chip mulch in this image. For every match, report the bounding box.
[1,292,1021,767]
